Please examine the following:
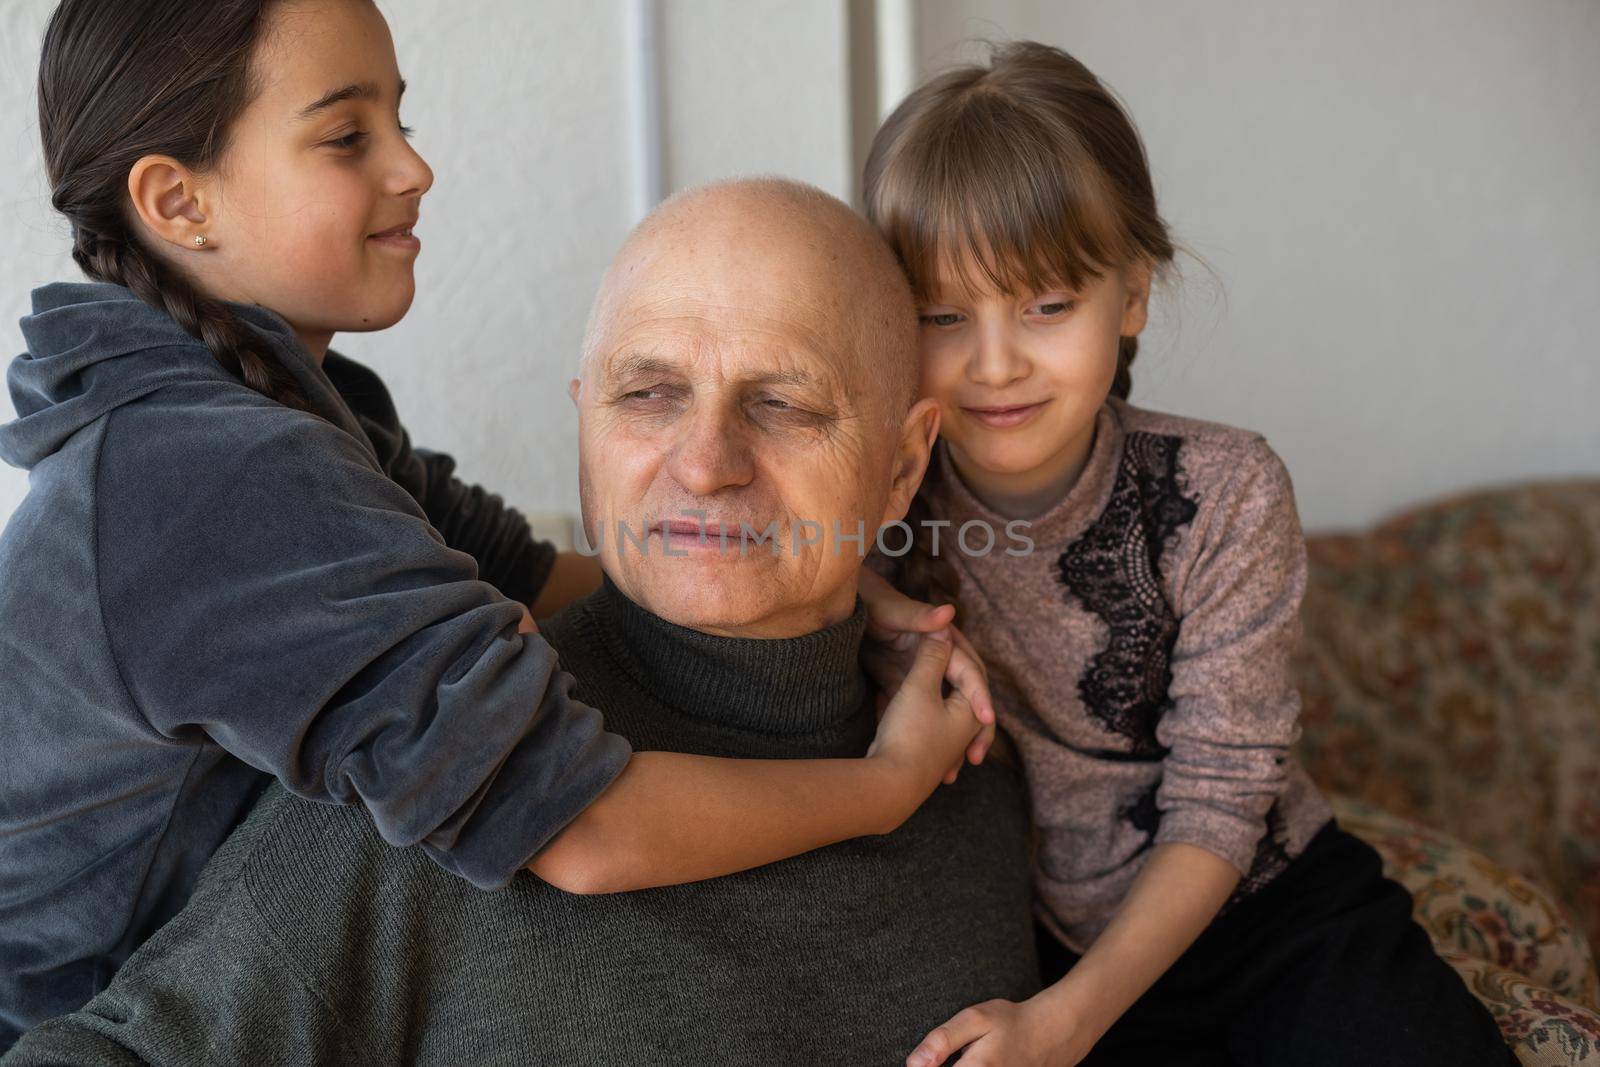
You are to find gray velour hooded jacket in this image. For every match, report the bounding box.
[0,282,631,1044]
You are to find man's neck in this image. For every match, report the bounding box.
[594,575,871,737]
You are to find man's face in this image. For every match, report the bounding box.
[572,233,912,638]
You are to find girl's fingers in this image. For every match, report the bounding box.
[916,600,958,631]
[860,568,956,635]
[966,719,996,766]
[874,596,954,637]
[897,629,954,696]
[860,647,909,694]
[945,628,995,724]
[864,622,920,654]
[907,1004,994,1067]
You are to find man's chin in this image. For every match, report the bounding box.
[615,564,786,636]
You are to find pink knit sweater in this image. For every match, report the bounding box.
[879,395,1333,954]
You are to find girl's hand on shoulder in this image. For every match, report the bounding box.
[906,994,1098,1067]
[865,630,986,819]
[857,568,996,781]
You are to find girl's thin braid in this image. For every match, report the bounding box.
[70,224,309,412]
[38,0,315,416]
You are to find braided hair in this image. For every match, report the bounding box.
[38,0,312,413]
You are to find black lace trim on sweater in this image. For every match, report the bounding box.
[1054,430,1295,907]
[1219,800,1294,913]
[1055,431,1199,760]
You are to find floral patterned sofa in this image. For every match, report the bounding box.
[1292,479,1600,1065]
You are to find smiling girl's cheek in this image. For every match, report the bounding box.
[916,346,965,423]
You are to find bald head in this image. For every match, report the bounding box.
[580,177,919,420]
[567,178,940,638]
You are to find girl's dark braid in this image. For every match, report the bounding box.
[68,218,312,414]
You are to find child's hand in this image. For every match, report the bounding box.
[865,630,986,806]
[858,568,996,781]
[906,993,1099,1067]
[517,604,539,635]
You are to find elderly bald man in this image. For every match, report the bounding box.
[4,180,1041,1067]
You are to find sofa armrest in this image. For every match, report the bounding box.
[1333,794,1600,1065]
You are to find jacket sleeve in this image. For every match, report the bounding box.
[323,351,558,607]
[95,400,632,889]
[387,441,556,610]
[1151,439,1308,876]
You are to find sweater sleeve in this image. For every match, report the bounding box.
[0,912,347,1067]
[0,839,354,1067]
[95,401,632,889]
[1151,439,1309,876]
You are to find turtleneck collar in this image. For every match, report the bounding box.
[928,396,1129,549]
[594,574,872,737]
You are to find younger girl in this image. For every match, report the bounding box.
[0,0,990,1045]
[864,41,1518,1067]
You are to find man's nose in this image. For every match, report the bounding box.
[665,401,756,497]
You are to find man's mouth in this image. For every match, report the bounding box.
[650,519,737,539]
[646,517,767,554]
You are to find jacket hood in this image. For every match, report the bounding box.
[1,281,321,470]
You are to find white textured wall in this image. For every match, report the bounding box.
[913,0,1600,529]
[0,0,72,526]
[660,1,851,196]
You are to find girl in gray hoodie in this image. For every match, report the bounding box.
[0,0,996,1046]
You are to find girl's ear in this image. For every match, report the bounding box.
[1120,259,1154,337]
[881,396,941,527]
[127,156,211,250]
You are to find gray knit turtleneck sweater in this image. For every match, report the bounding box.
[5,578,1040,1066]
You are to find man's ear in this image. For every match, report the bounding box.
[881,397,941,527]
[567,377,582,408]
[127,156,211,251]
[1120,258,1154,337]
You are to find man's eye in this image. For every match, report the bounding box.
[753,397,827,426]
[327,130,368,150]
[621,389,662,401]
[919,312,963,328]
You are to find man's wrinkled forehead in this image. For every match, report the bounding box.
[593,279,856,400]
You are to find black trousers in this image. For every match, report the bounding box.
[1036,818,1519,1067]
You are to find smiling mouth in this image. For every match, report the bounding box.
[965,402,1044,414]
[961,400,1051,428]
[650,520,739,539]
[367,224,417,240]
